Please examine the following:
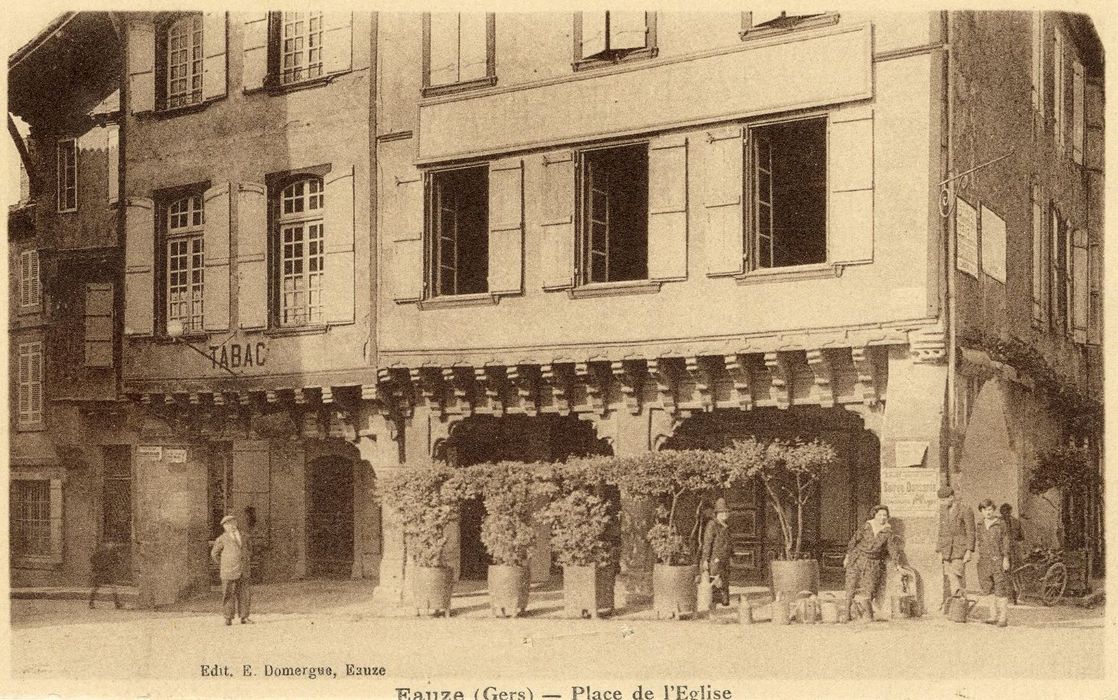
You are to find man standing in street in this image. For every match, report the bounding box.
[701,497,733,609]
[211,514,252,625]
[935,485,975,605]
[977,499,1012,627]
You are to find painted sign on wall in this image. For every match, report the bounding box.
[881,467,940,517]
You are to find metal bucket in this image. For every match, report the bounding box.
[819,594,839,624]
[945,595,975,623]
[771,597,791,625]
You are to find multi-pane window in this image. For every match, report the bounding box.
[750,118,827,270]
[278,178,325,325]
[167,195,205,332]
[428,166,489,297]
[576,12,655,66]
[17,341,43,428]
[280,12,324,85]
[579,144,648,284]
[56,138,77,212]
[10,480,52,556]
[19,250,41,308]
[425,13,495,93]
[167,15,204,108]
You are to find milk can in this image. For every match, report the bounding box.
[819,593,840,624]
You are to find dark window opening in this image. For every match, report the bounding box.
[429,166,489,297]
[751,118,827,270]
[102,446,132,544]
[580,144,648,284]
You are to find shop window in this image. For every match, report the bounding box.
[10,477,62,566]
[739,11,836,39]
[427,166,489,297]
[163,193,206,333]
[274,177,325,326]
[579,143,649,284]
[17,341,43,429]
[574,12,657,70]
[749,118,827,270]
[85,283,114,367]
[19,250,41,309]
[423,13,496,96]
[56,138,77,212]
[158,14,204,109]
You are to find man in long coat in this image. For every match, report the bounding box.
[211,514,252,625]
[701,498,733,607]
[935,485,975,605]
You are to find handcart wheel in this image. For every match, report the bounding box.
[1040,562,1067,606]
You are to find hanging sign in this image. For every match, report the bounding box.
[956,199,979,278]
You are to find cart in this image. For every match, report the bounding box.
[1010,548,1089,606]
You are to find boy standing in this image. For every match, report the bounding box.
[977,499,1011,628]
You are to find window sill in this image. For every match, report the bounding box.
[739,14,839,41]
[567,280,662,299]
[17,304,43,316]
[259,71,350,96]
[419,292,507,309]
[16,423,47,433]
[151,332,210,346]
[422,75,498,99]
[264,324,329,338]
[734,263,842,285]
[152,100,212,119]
[573,47,659,72]
[12,555,62,571]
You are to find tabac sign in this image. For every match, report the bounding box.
[166,320,269,376]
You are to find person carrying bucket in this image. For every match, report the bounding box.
[843,504,904,622]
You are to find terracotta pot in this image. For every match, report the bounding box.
[653,564,698,619]
[563,564,615,619]
[770,558,820,599]
[412,565,454,617]
[488,564,530,617]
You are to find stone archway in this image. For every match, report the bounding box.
[305,441,362,579]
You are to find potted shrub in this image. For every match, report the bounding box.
[723,438,836,598]
[466,461,556,617]
[377,464,468,617]
[613,450,728,619]
[538,458,617,618]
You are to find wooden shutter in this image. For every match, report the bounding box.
[488,158,524,295]
[647,135,688,281]
[17,348,30,421]
[459,13,489,83]
[1087,239,1101,345]
[828,106,874,264]
[581,12,607,58]
[1054,31,1065,150]
[232,441,271,545]
[388,169,425,303]
[1072,60,1085,164]
[610,12,647,50]
[127,20,155,114]
[540,150,576,290]
[203,183,231,332]
[429,13,459,87]
[85,283,114,367]
[202,12,228,101]
[242,13,270,92]
[107,125,120,205]
[124,198,155,336]
[324,165,356,324]
[1072,228,1088,343]
[704,127,744,276]
[237,183,268,329]
[323,12,353,75]
[1031,186,1044,324]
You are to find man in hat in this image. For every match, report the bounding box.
[701,497,733,608]
[935,485,975,605]
[210,514,252,625]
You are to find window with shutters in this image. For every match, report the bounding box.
[160,14,204,109]
[739,11,836,39]
[10,479,54,557]
[748,118,827,270]
[423,13,496,96]
[164,194,206,333]
[578,144,649,284]
[573,12,657,70]
[19,250,41,309]
[274,177,326,326]
[17,341,43,429]
[56,138,77,212]
[427,166,489,297]
[85,283,115,368]
[1053,29,1066,152]
[279,12,324,85]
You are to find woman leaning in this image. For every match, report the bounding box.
[843,505,905,622]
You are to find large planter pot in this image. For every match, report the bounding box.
[488,564,530,617]
[563,564,615,619]
[770,558,820,599]
[412,565,454,617]
[653,564,698,619]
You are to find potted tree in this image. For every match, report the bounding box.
[723,438,836,599]
[466,461,556,617]
[613,450,728,619]
[377,464,468,617]
[538,458,617,618]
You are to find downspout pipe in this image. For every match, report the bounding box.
[944,11,958,483]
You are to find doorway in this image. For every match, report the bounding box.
[101,445,133,583]
[306,456,355,578]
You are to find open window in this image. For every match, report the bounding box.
[427,166,489,297]
[423,13,496,96]
[749,118,827,270]
[740,11,836,40]
[574,12,657,70]
[579,144,649,284]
